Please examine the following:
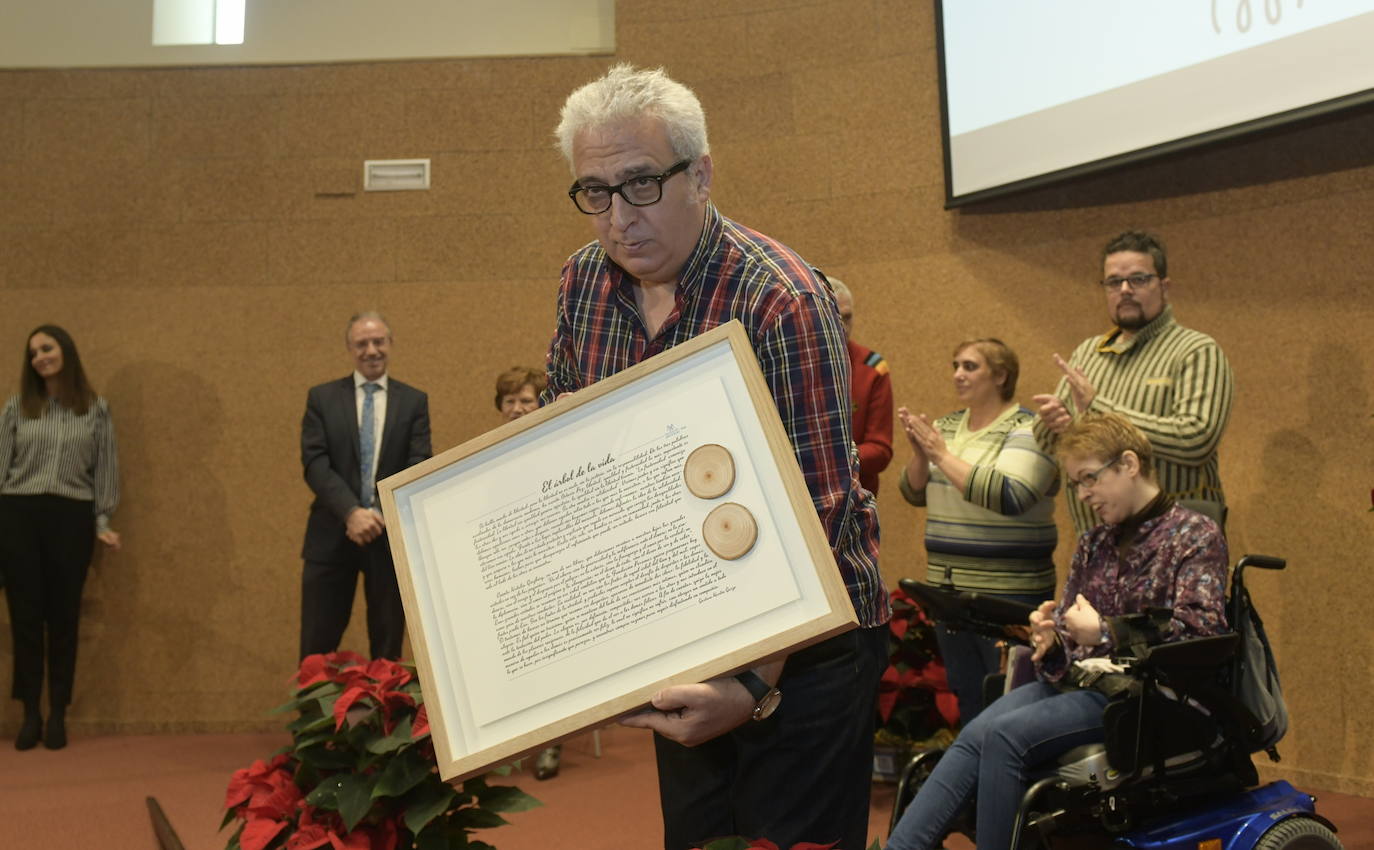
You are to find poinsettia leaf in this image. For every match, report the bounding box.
[336,771,377,832]
[412,824,450,850]
[331,682,371,730]
[366,714,413,754]
[316,693,340,722]
[373,747,432,798]
[411,704,430,740]
[306,774,344,810]
[866,840,883,850]
[288,824,333,850]
[454,807,509,829]
[288,711,335,734]
[475,784,541,813]
[286,681,342,708]
[220,806,241,831]
[328,826,371,850]
[270,695,310,716]
[467,842,497,850]
[489,763,512,777]
[791,843,838,850]
[401,781,456,835]
[239,817,287,850]
[461,775,488,796]
[700,839,752,850]
[294,730,342,751]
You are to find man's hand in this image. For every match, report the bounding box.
[1053,353,1096,414]
[1063,593,1103,646]
[345,507,385,546]
[1032,393,1073,434]
[96,529,122,551]
[619,677,756,747]
[1029,599,1059,661]
[1034,354,1098,434]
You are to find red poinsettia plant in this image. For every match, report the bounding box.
[222,651,539,850]
[876,585,959,750]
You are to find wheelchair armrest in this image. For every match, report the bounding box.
[960,591,1037,627]
[896,580,1034,643]
[1132,633,1240,671]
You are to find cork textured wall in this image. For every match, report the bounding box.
[1,0,1371,794]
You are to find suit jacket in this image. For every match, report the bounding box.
[300,376,432,562]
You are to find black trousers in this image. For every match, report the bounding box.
[0,495,96,708]
[300,534,405,661]
[653,626,888,850]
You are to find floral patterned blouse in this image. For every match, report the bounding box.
[1038,502,1229,681]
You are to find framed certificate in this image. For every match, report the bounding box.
[379,320,857,782]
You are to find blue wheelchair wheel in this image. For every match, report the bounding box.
[1253,816,1343,849]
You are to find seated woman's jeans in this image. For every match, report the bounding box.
[886,681,1108,850]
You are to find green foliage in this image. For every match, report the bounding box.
[221,652,541,850]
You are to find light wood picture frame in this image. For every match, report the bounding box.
[378,320,858,782]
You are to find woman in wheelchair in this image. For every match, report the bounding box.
[886,412,1229,850]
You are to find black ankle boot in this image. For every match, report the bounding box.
[15,711,41,751]
[44,708,67,750]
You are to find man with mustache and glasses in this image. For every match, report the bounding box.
[1032,230,1234,535]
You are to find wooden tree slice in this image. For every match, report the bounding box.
[702,502,758,561]
[683,443,736,499]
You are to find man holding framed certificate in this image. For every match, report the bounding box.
[548,64,891,850]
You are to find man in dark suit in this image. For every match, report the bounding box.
[299,311,432,660]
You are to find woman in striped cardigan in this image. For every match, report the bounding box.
[898,338,1060,724]
[0,324,120,751]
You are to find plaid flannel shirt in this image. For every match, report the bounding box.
[544,204,889,628]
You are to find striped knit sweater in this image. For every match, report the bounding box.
[1033,306,1234,534]
[0,395,120,533]
[900,406,1059,596]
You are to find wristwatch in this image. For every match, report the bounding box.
[734,670,782,721]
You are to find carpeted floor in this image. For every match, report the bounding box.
[0,725,1367,849]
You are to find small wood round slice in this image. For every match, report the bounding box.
[683,443,736,499]
[702,502,758,560]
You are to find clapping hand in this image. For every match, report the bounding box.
[1054,354,1096,414]
[1032,354,1097,434]
[1063,593,1103,646]
[898,407,947,464]
[1029,600,1059,661]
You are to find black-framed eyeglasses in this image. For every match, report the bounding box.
[568,160,692,215]
[1099,273,1158,290]
[1066,455,1123,496]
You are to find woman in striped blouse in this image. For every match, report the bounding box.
[0,325,120,751]
[898,338,1059,724]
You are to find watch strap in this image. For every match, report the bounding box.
[734,670,771,702]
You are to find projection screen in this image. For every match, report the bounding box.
[936,1,1374,206]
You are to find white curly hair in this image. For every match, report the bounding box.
[554,64,710,172]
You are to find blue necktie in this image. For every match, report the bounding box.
[359,382,380,508]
